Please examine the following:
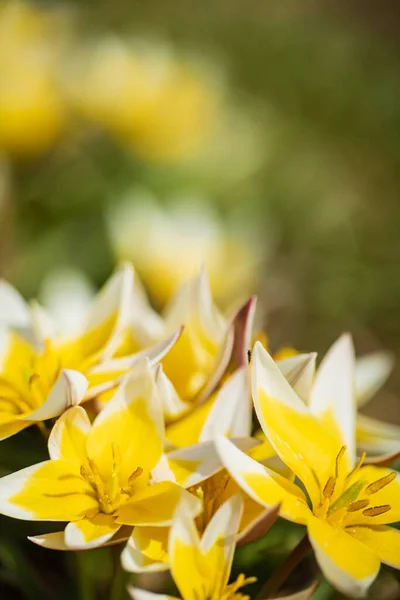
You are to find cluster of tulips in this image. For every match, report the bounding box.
[0,264,399,599]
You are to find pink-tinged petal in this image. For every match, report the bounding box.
[277,353,317,403]
[215,436,311,525]
[355,351,395,407]
[309,334,356,468]
[128,588,175,600]
[48,406,91,464]
[364,450,400,467]
[0,279,30,331]
[237,503,280,547]
[307,516,380,598]
[0,460,97,521]
[230,296,257,368]
[65,515,120,549]
[19,369,88,422]
[199,367,251,442]
[274,582,320,599]
[121,527,170,573]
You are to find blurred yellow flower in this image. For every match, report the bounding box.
[69,39,219,164]
[0,1,67,156]
[108,195,261,307]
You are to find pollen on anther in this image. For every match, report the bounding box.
[347,499,369,512]
[362,504,391,517]
[323,476,336,499]
[365,472,396,495]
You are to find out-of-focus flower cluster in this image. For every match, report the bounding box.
[0,1,225,163]
[0,256,399,599]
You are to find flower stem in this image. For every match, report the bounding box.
[258,533,311,599]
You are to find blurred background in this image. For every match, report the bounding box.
[0,1,399,598]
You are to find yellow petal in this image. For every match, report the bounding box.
[166,395,214,448]
[200,496,243,595]
[121,526,170,573]
[116,482,200,527]
[215,436,311,525]
[169,498,212,600]
[346,466,400,526]
[128,587,176,600]
[48,406,91,465]
[252,342,338,506]
[0,460,98,521]
[347,525,400,570]
[65,514,120,549]
[308,516,380,597]
[0,279,30,330]
[87,359,163,482]
[309,334,356,469]
[356,413,400,456]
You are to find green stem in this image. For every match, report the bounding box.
[258,533,311,599]
[110,546,128,600]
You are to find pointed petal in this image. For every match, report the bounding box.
[121,527,170,573]
[0,279,30,331]
[357,413,400,456]
[200,496,243,593]
[28,531,68,551]
[168,438,258,488]
[65,515,120,549]
[0,460,98,521]
[355,351,394,407]
[364,450,400,467]
[29,301,58,341]
[48,406,91,464]
[168,497,209,600]
[346,467,400,526]
[155,364,188,421]
[274,582,320,600]
[277,353,317,403]
[88,359,163,481]
[309,334,356,468]
[128,588,174,600]
[115,482,201,527]
[82,263,134,361]
[18,369,89,423]
[252,342,337,505]
[166,396,214,448]
[307,516,380,598]
[237,503,280,547]
[199,367,251,442]
[230,296,257,368]
[215,436,311,525]
[348,525,400,570]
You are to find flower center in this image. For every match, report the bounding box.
[315,445,395,525]
[80,443,143,515]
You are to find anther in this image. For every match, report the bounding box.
[335,446,346,478]
[80,465,94,483]
[347,499,370,512]
[323,476,336,499]
[362,504,391,517]
[365,472,396,495]
[128,467,143,484]
[88,458,99,475]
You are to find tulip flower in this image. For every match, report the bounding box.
[128,495,256,600]
[216,340,400,598]
[0,360,200,549]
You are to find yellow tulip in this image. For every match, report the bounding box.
[216,341,400,597]
[0,360,200,549]
[0,1,67,155]
[129,496,256,600]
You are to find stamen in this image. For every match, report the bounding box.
[88,458,99,475]
[346,452,366,481]
[328,480,365,515]
[128,467,143,484]
[112,443,121,470]
[347,499,370,512]
[362,505,391,517]
[80,465,95,483]
[323,476,336,499]
[335,445,347,478]
[365,472,396,495]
